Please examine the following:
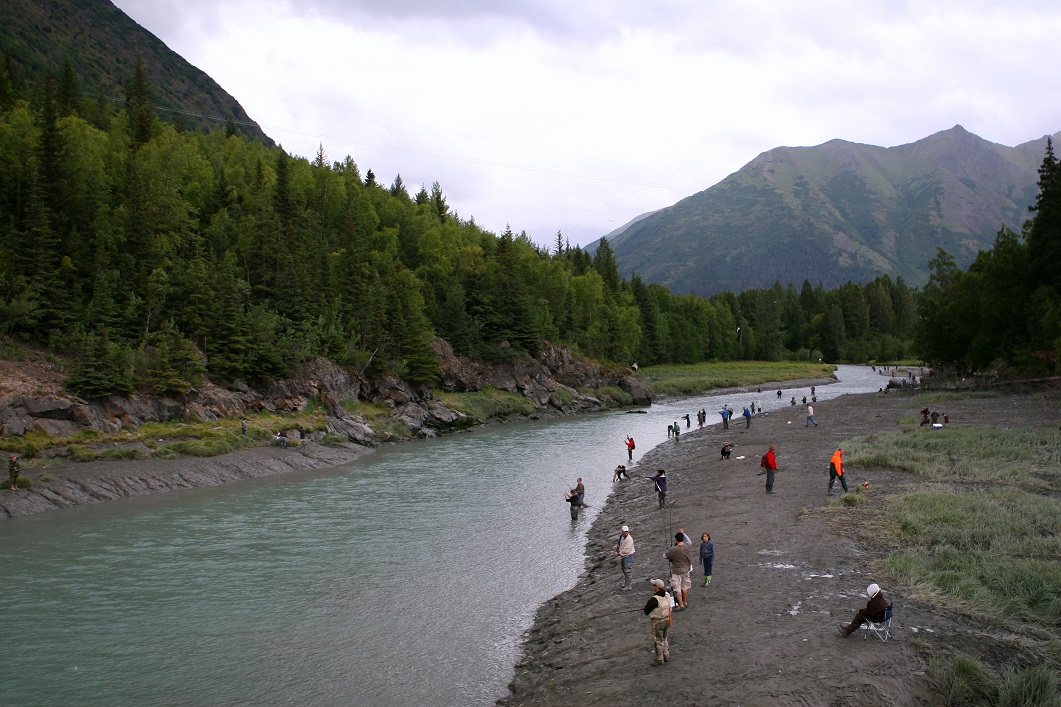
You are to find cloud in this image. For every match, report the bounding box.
[113,0,1061,246]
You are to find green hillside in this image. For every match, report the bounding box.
[0,0,271,143]
[604,126,1056,295]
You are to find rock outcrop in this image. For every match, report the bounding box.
[1,341,650,447]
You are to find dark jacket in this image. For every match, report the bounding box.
[864,591,888,622]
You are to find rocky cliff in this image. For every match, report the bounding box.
[1,341,649,443]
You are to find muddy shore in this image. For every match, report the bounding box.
[498,387,1061,706]
[0,441,372,518]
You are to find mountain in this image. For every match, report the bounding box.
[0,0,271,144]
[598,126,1057,295]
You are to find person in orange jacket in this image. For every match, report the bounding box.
[828,448,849,495]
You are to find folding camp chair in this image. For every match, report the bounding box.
[861,603,893,642]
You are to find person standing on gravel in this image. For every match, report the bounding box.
[625,436,635,461]
[8,455,20,490]
[644,470,668,508]
[664,533,692,609]
[699,532,715,587]
[613,525,636,589]
[760,445,778,493]
[643,579,672,665]
[805,404,818,427]
[828,448,849,495]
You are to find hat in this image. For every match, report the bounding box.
[866,583,880,597]
[621,525,629,532]
[650,579,665,589]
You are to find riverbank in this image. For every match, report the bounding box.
[0,372,837,520]
[499,386,1061,705]
[0,440,372,518]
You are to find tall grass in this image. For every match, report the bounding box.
[634,361,835,397]
[931,655,1060,707]
[847,428,1061,483]
[845,420,1061,692]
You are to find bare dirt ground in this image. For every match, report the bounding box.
[499,387,1061,706]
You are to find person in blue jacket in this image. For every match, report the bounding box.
[742,406,752,428]
[699,532,715,587]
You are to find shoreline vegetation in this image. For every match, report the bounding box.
[0,361,836,518]
[499,385,1061,706]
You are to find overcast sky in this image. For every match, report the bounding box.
[111,0,1060,248]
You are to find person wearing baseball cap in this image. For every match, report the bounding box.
[838,582,888,637]
[643,578,672,665]
[613,525,635,590]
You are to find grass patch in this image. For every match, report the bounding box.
[930,654,1060,707]
[68,444,99,462]
[845,428,1061,483]
[635,361,834,397]
[593,385,633,408]
[844,419,1061,688]
[433,389,535,422]
[96,447,146,461]
[338,399,391,419]
[914,391,1001,402]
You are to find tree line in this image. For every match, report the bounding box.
[0,55,923,398]
[915,137,1061,374]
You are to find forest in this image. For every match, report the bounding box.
[0,55,935,398]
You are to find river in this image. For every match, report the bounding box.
[0,365,885,706]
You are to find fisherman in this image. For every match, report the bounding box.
[613,525,636,589]
[643,579,672,665]
[613,464,628,481]
[564,488,586,519]
[644,469,668,508]
[8,455,20,490]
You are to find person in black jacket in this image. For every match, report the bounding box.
[838,583,888,636]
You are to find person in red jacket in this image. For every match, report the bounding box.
[760,444,778,493]
[625,436,636,461]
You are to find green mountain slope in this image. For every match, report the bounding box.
[604,125,1056,295]
[0,0,271,144]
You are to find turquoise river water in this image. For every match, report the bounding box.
[0,366,883,706]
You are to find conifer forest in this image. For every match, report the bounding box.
[0,56,1057,397]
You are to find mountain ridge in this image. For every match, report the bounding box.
[0,0,271,144]
[597,125,1058,295]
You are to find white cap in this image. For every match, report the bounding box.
[621,525,629,532]
[867,583,880,597]
[650,579,665,589]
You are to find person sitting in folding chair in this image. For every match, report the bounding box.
[838,583,889,637]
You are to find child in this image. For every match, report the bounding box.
[700,533,715,586]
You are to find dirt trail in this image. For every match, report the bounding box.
[500,388,1061,706]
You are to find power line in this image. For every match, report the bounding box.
[72,85,698,191]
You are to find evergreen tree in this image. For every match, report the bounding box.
[124,55,155,149]
[57,58,80,117]
[592,237,621,292]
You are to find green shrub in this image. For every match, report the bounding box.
[151,447,179,460]
[14,475,32,488]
